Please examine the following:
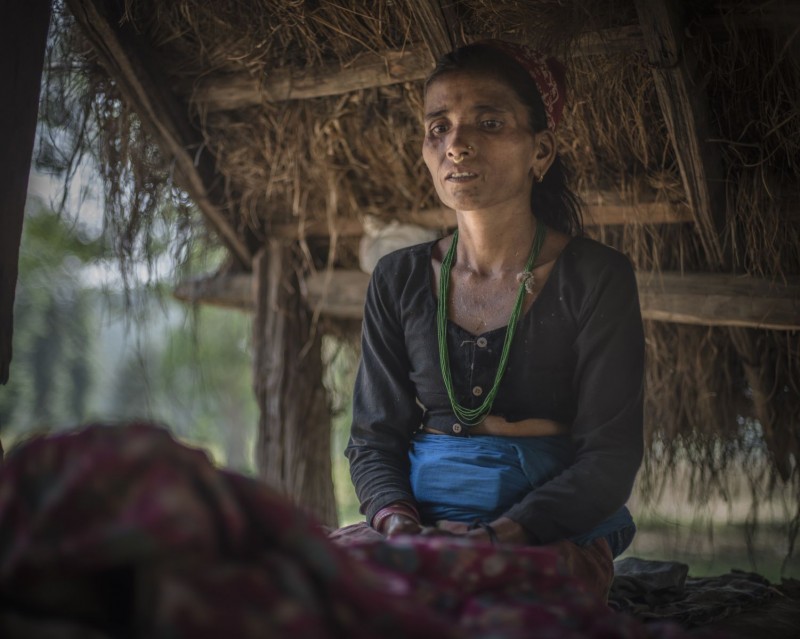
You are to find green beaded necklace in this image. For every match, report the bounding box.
[437,219,547,427]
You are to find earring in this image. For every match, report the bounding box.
[536,172,545,183]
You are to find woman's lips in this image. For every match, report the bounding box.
[446,170,478,182]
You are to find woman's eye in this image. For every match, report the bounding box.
[481,119,503,129]
[429,124,449,135]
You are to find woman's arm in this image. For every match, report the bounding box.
[345,263,424,527]
[503,249,645,544]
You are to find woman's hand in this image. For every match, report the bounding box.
[433,517,530,545]
[482,517,529,545]
[380,513,423,537]
[433,520,470,536]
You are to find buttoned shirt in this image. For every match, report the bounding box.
[345,235,645,544]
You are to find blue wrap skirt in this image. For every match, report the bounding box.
[409,433,635,557]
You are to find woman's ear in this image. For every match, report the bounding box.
[531,129,557,177]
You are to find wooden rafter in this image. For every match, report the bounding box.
[266,195,693,240]
[187,48,434,111]
[187,27,646,112]
[635,0,726,266]
[175,269,800,332]
[66,0,253,268]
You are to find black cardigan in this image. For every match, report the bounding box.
[345,235,645,544]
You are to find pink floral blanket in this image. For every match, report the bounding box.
[0,424,713,638]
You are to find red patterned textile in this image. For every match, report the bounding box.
[479,39,567,130]
[0,424,712,638]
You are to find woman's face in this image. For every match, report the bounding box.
[422,71,554,214]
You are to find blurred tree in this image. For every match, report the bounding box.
[108,303,257,473]
[1,199,105,441]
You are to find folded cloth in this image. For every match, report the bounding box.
[612,557,690,598]
[610,557,781,628]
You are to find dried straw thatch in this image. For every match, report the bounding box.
[44,0,799,546]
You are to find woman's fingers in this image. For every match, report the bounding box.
[434,520,470,535]
[383,513,423,537]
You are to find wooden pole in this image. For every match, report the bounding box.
[0,0,52,389]
[251,242,337,526]
[635,0,727,267]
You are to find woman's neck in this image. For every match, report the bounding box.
[453,206,537,276]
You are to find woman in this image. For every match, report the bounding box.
[345,41,644,594]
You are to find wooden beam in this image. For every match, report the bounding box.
[580,192,693,226]
[270,208,455,239]
[267,197,693,240]
[173,272,253,311]
[175,269,800,332]
[635,0,726,266]
[187,26,645,111]
[304,270,371,320]
[0,0,52,386]
[188,48,434,110]
[66,0,252,268]
[636,273,800,331]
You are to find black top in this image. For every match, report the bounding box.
[345,235,645,544]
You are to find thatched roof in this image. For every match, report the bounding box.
[19,0,800,521]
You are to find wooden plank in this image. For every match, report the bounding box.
[636,272,800,331]
[175,269,800,331]
[188,26,645,111]
[173,272,253,310]
[0,0,52,385]
[581,192,693,226]
[269,208,455,239]
[635,0,726,266]
[66,0,252,267]
[268,197,693,239]
[188,48,433,110]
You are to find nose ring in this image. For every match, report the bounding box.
[451,145,474,164]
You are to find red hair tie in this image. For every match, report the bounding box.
[479,40,566,131]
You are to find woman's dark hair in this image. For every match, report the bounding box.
[425,43,584,236]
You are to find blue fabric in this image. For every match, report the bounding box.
[409,433,635,557]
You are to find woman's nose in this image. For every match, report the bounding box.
[446,130,475,163]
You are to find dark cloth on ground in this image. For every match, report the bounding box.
[0,423,706,639]
[610,557,785,628]
[346,236,645,544]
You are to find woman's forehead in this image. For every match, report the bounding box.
[424,72,525,116]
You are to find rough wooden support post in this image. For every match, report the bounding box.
[635,0,727,267]
[252,241,337,527]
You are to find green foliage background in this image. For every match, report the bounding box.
[1,198,258,475]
